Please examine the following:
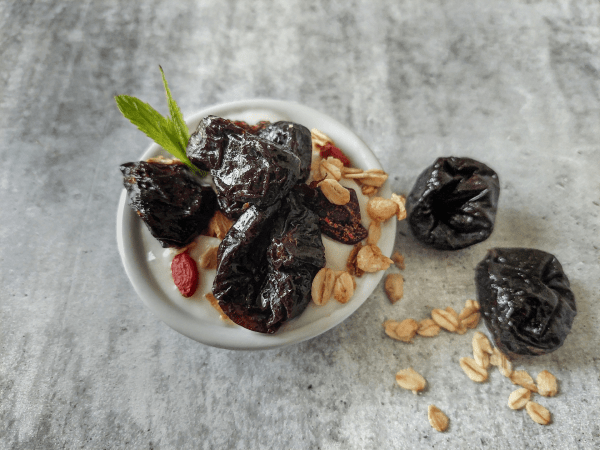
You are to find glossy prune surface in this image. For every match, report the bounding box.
[406,157,500,250]
[120,161,217,248]
[213,192,325,334]
[257,121,313,181]
[186,116,302,220]
[475,248,577,358]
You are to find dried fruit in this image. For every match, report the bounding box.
[525,401,551,425]
[384,319,419,343]
[537,370,558,397]
[428,405,449,432]
[510,370,538,393]
[312,267,336,306]
[406,156,500,250]
[171,251,199,297]
[334,272,354,304]
[507,388,531,410]
[431,308,459,332]
[395,368,426,393]
[417,319,441,337]
[356,245,393,272]
[120,161,218,248]
[475,248,577,358]
[199,246,219,270]
[459,357,488,382]
[318,142,351,167]
[384,274,404,304]
[366,197,398,222]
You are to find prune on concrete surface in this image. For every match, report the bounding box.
[213,192,325,334]
[475,248,577,358]
[406,156,500,250]
[120,161,217,248]
[186,116,302,219]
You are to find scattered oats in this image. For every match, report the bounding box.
[356,244,393,272]
[507,388,531,410]
[205,293,231,322]
[384,319,419,343]
[472,332,493,369]
[417,319,441,337]
[367,220,381,245]
[311,128,333,150]
[366,197,399,222]
[428,405,449,432]
[526,401,551,425]
[361,185,378,196]
[461,311,481,329]
[459,357,488,383]
[384,274,404,304]
[490,348,513,378]
[342,167,363,176]
[333,272,354,304]
[390,193,407,221]
[395,368,426,393]
[346,243,365,277]
[206,211,233,240]
[431,308,459,332]
[320,157,343,181]
[459,299,481,329]
[510,370,538,393]
[344,169,388,187]
[391,251,405,270]
[445,307,466,334]
[311,268,336,306]
[537,370,558,397]
[318,178,351,205]
[199,246,219,270]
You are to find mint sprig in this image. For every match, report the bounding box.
[115,67,206,176]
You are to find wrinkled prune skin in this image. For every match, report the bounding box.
[213,192,325,334]
[406,157,500,250]
[186,116,302,219]
[120,161,217,248]
[257,121,313,181]
[475,248,577,358]
[296,184,368,244]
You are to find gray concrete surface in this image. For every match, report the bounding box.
[1,0,599,448]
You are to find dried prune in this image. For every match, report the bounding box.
[406,157,500,250]
[475,248,577,358]
[120,161,217,248]
[213,192,325,334]
[257,121,313,181]
[296,184,368,245]
[186,116,302,219]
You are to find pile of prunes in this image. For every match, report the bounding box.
[121,117,366,334]
[406,156,576,358]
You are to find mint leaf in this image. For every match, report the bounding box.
[160,66,189,152]
[115,69,206,177]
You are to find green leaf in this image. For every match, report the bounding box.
[115,69,206,177]
[160,66,190,152]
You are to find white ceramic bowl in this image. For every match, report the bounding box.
[116,99,396,350]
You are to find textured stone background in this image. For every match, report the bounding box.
[1,0,599,449]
